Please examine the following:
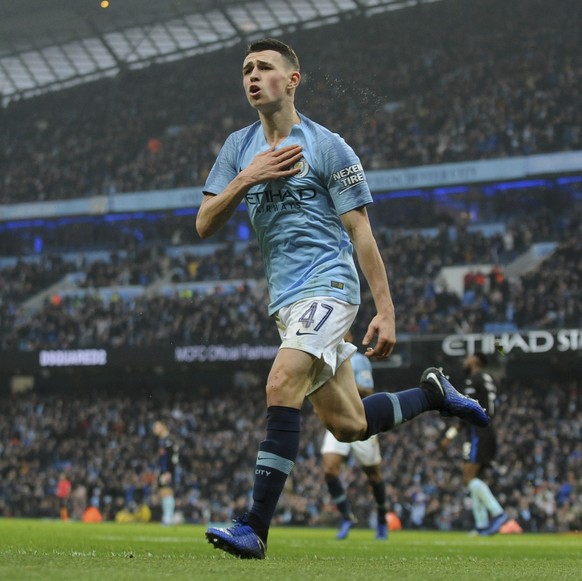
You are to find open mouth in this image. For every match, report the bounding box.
[249,85,261,97]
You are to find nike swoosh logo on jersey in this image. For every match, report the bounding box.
[296,330,317,336]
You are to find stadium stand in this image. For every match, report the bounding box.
[1,0,580,204]
[1,204,579,350]
[0,378,580,532]
[1,0,581,535]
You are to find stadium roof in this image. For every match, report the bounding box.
[0,0,443,104]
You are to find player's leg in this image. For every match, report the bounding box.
[253,347,318,536]
[466,469,506,534]
[463,432,507,535]
[302,297,487,441]
[160,486,175,526]
[310,357,367,441]
[207,298,359,556]
[59,498,69,522]
[354,438,388,539]
[206,346,318,558]
[321,436,356,539]
[463,462,489,531]
[311,361,453,441]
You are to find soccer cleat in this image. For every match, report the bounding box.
[421,367,489,427]
[479,512,509,536]
[375,522,388,540]
[336,516,356,540]
[205,515,266,559]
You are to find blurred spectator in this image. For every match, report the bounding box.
[2,207,581,350]
[56,472,71,521]
[1,0,580,204]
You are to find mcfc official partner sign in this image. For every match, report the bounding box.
[175,344,279,363]
[442,329,582,356]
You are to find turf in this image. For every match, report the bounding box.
[0,519,580,580]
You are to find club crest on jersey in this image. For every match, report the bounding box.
[290,158,309,178]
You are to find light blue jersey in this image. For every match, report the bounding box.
[203,112,373,315]
[351,352,374,390]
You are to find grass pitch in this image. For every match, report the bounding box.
[0,519,580,580]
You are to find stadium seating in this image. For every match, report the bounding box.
[1,0,580,535]
[0,377,579,532]
[1,0,580,204]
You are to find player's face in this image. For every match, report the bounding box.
[242,50,297,111]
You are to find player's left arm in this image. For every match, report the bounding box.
[341,206,395,359]
[439,421,463,451]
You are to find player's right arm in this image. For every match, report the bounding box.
[196,185,249,239]
[196,144,303,239]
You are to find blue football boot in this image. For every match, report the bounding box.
[206,515,266,559]
[336,515,356,540]
[479,512,509,536]
[375,522,388,540]
[421,367,489,427]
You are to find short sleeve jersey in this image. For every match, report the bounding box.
[203,112,373,315]
[351,351,374,390]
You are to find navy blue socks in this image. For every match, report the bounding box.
[248,386,435,539]
[248,405,300,543]
[370,480,387,524]
[326,476,352,519]
[362,388,432,439]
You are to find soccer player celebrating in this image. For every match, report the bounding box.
[198,38,488,559]
[321,330,388,540]
[441,353,508,535]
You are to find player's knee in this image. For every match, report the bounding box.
[364,467,382,484]
[329,420,367,443]
[265,381,302,408]
[265,366,310,408]
[324,467,340,480]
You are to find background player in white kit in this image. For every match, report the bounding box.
[321,329,388,540]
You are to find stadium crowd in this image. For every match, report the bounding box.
[1,0,581,538]
[1,204,580,352]
[1,0,580,204]
[0,376,580,532]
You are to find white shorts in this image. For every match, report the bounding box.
[321,430,382,467]
[275,296,358,396]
